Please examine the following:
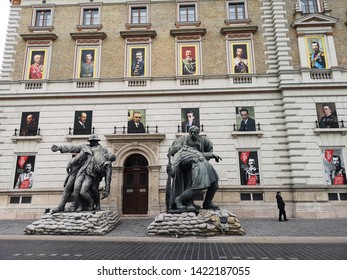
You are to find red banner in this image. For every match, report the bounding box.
[240,152,250,165]
[324,150,334,163]
[333,174,344,185]
[247,175,257,185]
[17,156,28,169]
[19,179,30,189]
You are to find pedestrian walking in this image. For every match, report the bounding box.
[276,191,288,221]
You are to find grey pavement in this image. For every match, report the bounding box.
[0,218,347,260]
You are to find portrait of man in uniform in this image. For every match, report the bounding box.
[322,149,347,185]
[316,103,339,129]
[231,43,251,74]
[305,37,327,69]
[26,49,46,80]
[179,44,199,76]
[79,49,96,79]
[239,151,260,185]
[13,155,35,189]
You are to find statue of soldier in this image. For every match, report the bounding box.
[167,126,221,212]
[51,135,115,212]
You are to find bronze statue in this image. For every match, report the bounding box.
[166,126,221,212]
[51,135,115,213]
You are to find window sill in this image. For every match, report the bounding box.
[174,21,201,28]
[126,23,152,29]
[224,19,252,25]
[314,128,347,135]
[231,131,263,138]
[27,25,54,32]
[11,136,42,143]
[76,24,103,31]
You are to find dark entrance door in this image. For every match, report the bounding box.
[122,154,148,214]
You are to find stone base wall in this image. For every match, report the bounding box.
[24,211,121,235]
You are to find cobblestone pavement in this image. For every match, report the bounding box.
[0,218,346,260]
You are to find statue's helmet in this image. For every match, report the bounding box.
[88,134,100,142]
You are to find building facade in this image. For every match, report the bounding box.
[0,0,346,219]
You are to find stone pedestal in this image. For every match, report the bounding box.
[147,209,245,237]
[24,211,121,235]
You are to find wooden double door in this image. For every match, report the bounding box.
[122,154,148,214]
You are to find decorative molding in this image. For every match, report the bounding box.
[105,134,166,143]
[28,26,54,32]
[120,30,157,39]
[125,23,152,30]
[70,32,107,41]
[224,19,252,25]
[76,24,103,32]
[174,21,201,28]
[220,26,258,35]
[314,128,347,136]
[11,136,42,143]
[231,131,263,138]
[170,28,206,37]
[20,33,58,41]
[291,13,338,29]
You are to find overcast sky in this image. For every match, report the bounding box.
[0,2,10,67]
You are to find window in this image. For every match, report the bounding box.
[240,193,264,201]
[340,193,347,201]
[82,8,100,25]
[35,10,52,27]
[9,196,32,204]
[328,193,338,200]
[179,4,196,22]
[228,1,246,20]
[300,0,320,14]
[131,7,147,24]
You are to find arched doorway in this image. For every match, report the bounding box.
[122,154,149,214]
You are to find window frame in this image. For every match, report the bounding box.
[299,0,322,14]
[78,4,102,28]
[226,0,248,21]
[30,5,54,31]
[176,1,199,24]
[130,5,149,24]
[228,39,255,74]
[23,46,51,80]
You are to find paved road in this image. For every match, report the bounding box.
[0,218,346,260]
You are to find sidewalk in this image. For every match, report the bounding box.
[1,218,347,242]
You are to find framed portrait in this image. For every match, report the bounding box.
[235,106,256,131]
[127,109,146,133]
[13,155,35,189]
[230,41,252,74]
[178,43,199,76]
[238,151,260,185]
[73,110,93,135]
[76,47,98,79]
[322,149,347,185]
[24,48,48,80]
[305,36,328,69]
[181,108,200,133]
[127,45,149,77]
[316,103,339,129]
[19,112,40,136]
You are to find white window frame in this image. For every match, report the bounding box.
[79,4,102,26]
[298,0,322,14]
[177,1,198,23]
[226,0,248,21]
[129,4,149,24]
[30,5,54,29]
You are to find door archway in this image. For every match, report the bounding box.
[122,154,149,214]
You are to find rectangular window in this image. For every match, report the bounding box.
[340,193,347,201]
[179,4,196,22]
[35,10,52,27]
[300,0,319,13]
[240,193,251,200]
[328,193,338,200]
[131,7,147,24]
[252,193,263,201]
[228,2,246,20]
[9,197,20,204]
[83,8,100,25]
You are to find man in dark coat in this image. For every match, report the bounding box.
[239,108,256,131]
[127,111,146,133]
[276,191,288,221]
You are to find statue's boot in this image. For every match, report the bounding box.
[186,200,196,212]
[175,189,194,212]
[203,183,220,210]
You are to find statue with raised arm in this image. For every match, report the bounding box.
[167,126,221,213]
[51,135,116,213]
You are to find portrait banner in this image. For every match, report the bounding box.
[73,111,93,135]
[19,112,40,136]
[127,45,149,78]
[25,48,48,80]
[322,149,347,185]
[236,106,256,131]
[13,155,35,189]
[305,36,328,69]
[239,151,260,185]
[127,109,146,133]
[178,43,199,76]
[76,47,98,79]
[230,41,251,74]
[181,108,200,133]
[316,103,339,129]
